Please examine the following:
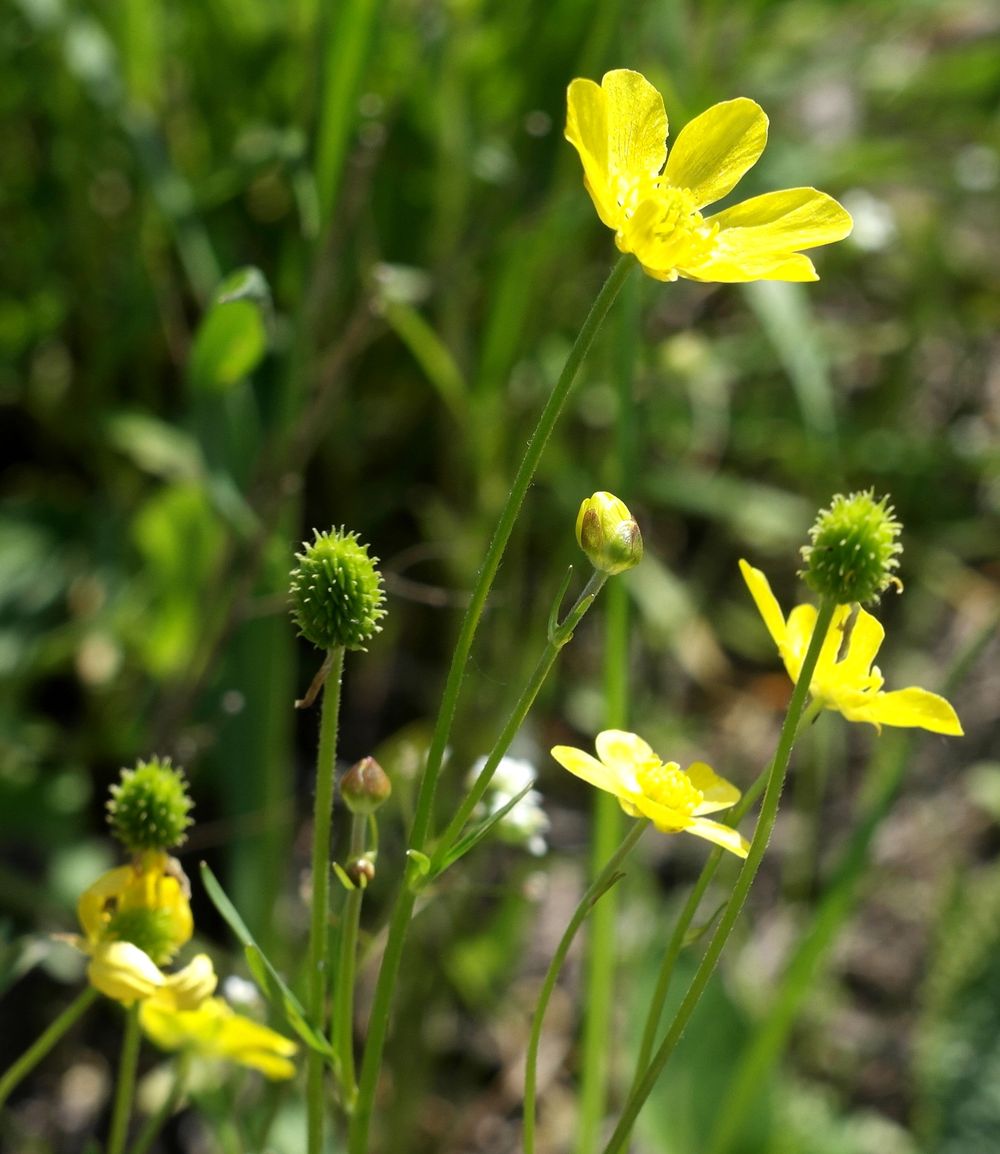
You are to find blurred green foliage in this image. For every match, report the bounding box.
[1,0,997,1150]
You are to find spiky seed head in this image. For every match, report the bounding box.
[800,490,902,605]
[289,528,387,651]
[107,757,194,853]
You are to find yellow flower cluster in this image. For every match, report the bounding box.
[565,69,852,283]
[74,852,296,1080]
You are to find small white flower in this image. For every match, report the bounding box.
[468,756,550,857]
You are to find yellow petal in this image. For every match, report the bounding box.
[684,816,750,858]
[595,729,655,784]
[601,69,668,182]
[837,607,884,683]
[787,603,851,687]
[565,70,667,232]
[841,687,964,735]
[681,251,819,284]
[77,865,136,942]
[629,793,690,832]
[686,761,742,815]
[158,952,218,1011]
[139,997,298,1080]
[739,560,787,650]
[566,78,618,229]
[706,187,853,260]
[664,98,768,209]
[88,941,164,1005]
[550,744,623,799]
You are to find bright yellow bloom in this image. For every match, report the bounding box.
[87,942,217,1009]
[551,730,749,857]
[740,560,964,734]
[139,997,298,1080]
[565,69,852,282]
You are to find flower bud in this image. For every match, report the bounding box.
[290,527,387,651]
[800,490,902,604]
[575,492,643,575]
[107,757,194,854]
[340,756,392,815]
[345,857,376,888]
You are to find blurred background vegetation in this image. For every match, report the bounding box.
[1,0,997,1150]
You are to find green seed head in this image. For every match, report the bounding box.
[800,490,902,604]
[289,528,387,651]
[575,491,643,576]
[107,757,194,853]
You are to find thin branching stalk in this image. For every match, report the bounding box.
[524,820,649,1154]
[348,255,633,1154]
[306,645,345,1154]
[0,986,98,1109]
[333,811,369,1108]
[602,598,838,1154]
[107,1004,142,1154]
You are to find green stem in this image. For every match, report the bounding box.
[107,1004,142,1154]
[348,256,632,1154]
[633,698,824,1075]
[524,820,649,1154]
[0,985,98,1109]
[703,614,997,1154]
[433,570,607,867]
[576,266,639,1154]
[602,598,838,1154]
[306,645,346,1154]
[129,1052,190,1154]
[333,811,368,1107]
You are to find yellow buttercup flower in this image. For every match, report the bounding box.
[551,730,749,857]
[565,69,852,282]
[740,560,963,734]
[139,997,298,1080]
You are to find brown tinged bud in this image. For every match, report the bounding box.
[340,756,392,815]
[345,857,376,887]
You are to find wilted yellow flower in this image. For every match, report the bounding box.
[740,560,963,734]
[139,997,298,1080]
[77,852,193,965]
[551,730,749,857]
[565,69,852,282]
[87,942,217,1009]
[71,852,216,1009]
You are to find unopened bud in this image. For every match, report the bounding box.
[575,491,643,575]
[345,857,376,887]
[800,490,902,604]
[340,756,392,815]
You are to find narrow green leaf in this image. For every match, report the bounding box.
[437,781,535,874]
[199,863,336,1062]
[188,267,271,393]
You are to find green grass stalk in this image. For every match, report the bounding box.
[602,598,838,1154]
[575,264,639,1154]
[524,820,649,1154]
[348,255,633,1154]
[306,645,346,1154]
[333,811,369,1108]
[0,986,98,1109]
[107,1004,142,1154]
